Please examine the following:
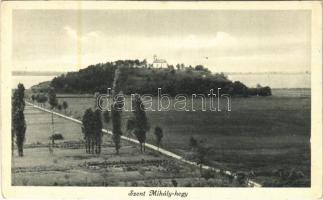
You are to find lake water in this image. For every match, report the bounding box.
[12,75,57,89]
[227,73,310,88]
[12,73,310,89]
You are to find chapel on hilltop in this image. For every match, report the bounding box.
[152,55,168,68]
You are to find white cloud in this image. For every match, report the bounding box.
[64,26,78,40]
[64,25,100,42]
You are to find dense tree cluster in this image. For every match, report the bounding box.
[82,108,103,154]
[230,81,272,97]
[32,93,48,107]
[51,60,145,94]
[49,60,272,97]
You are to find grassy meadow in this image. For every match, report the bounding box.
[13,105,239,187]
[29,88,309,186]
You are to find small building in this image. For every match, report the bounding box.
[152,55,168,68]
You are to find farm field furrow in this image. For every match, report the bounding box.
[12,105,242,187]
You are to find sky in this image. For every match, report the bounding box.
[13,10,311,73]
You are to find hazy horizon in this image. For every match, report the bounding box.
[12,72,311,89]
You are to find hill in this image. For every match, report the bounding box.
[30,81,51,93]
[33,60,271,96]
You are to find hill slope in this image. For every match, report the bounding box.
[33,60,271,96]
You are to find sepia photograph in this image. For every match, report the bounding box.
[1,1,322,199]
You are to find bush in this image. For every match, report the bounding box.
[201,169,215,180]
[235,172,247,185]
[49,133,64,144]
[130,181,138,186]
[189,136,198,148]
[49,133,64,140]
[171,179,178,187]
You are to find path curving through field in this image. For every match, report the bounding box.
[25,101,262,187]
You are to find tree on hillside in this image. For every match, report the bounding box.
[62,101,68,114]
[12,83,26,156]
[168,65,174,71]
[258,86,272,96]
[180,63,185,70]
[48,88,58,135]
[131,95,150,153]
[154,126,163,150]
[195,65,204,71]
[232,81,248,97]
[142,59,147,68]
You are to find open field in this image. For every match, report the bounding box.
[24,88,311,186]
[12,105,242,187]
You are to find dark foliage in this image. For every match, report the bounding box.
[111,67,124,154]
[154,126,163,149]
[201,169,216,180]
[12,83,26,156]
[49,59,271,97]
[82,108,103,154]
[62,101,68,114]
[189,138,212,176]
[35,93,48,107]
[111,103,122,154]
[93,109,103,154]
[48,88,58,136]
[103,110,110,124]
[82,108,94,153]
[131,95,150,152]
[126,119,135,135]
[57,104,62,111]
[49,133,64,144]
[48,87,58,109]
[189,136,198,148]
[31,94,35,102]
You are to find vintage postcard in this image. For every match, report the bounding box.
[1,1,322,200]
